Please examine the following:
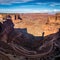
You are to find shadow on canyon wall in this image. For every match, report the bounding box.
[0,15,60,51]
[13,28,45,50]
[0,15,45,50]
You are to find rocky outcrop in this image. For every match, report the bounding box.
[0,14,60,60]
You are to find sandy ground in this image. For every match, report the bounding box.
[14,19,60,36]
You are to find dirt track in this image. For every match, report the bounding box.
[0,51,10,60]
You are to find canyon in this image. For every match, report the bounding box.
[0,13,60,36]
[0,13,60,60]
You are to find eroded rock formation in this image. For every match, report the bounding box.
[0,15,60,60]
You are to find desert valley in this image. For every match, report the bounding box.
[0,13,60,60]
[0,13,60,36]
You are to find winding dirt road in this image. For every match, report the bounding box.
[0,51,10,60]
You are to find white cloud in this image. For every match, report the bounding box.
[36,2,60,7]
[50,3,60,7]
[36,2,48,5]
[0,0,33,4]
[0,8,60,13]
[53,9,60,12]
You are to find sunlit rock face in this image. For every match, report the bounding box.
[0,13,60,36]
[14,13,60,36]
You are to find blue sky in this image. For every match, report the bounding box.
[0,0,60,13]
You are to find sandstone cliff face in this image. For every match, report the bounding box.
[0,14,60,60]
[14,13,60,36]
[0,13,60,36]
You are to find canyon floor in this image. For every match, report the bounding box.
[0,13,60,60]
[13,13,60,36]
